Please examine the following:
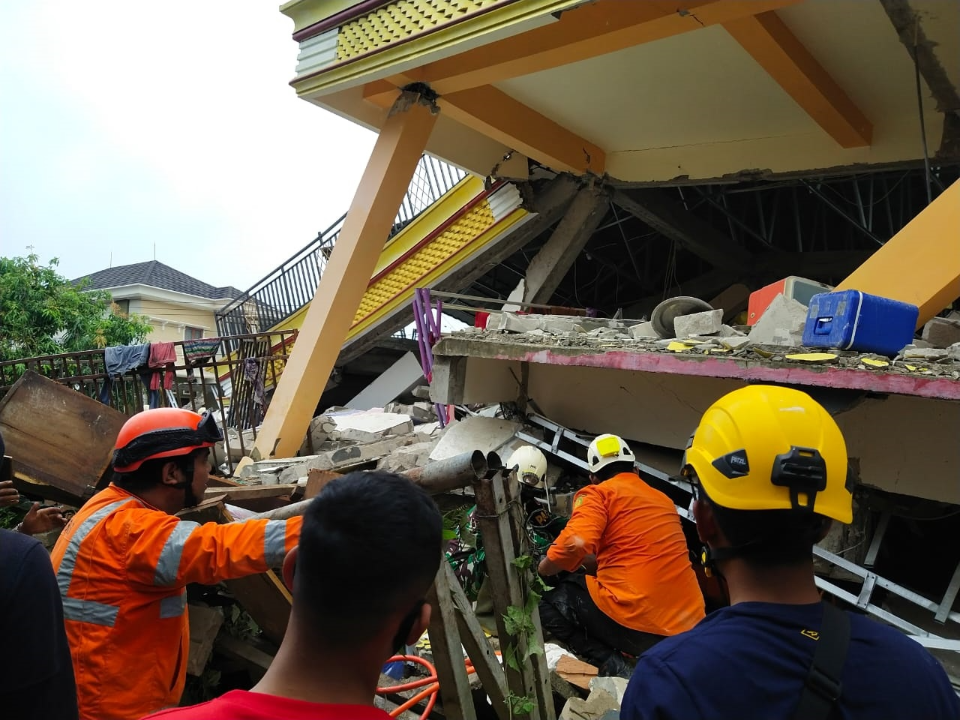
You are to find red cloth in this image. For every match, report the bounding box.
[148,342,177,391]
[144,690,393,719]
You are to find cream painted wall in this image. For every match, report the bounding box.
[128,298,219,365]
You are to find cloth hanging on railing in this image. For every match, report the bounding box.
[148,342,177,391]
[99,345,150,404]
[182,338,221,367]
[242,357,266,407]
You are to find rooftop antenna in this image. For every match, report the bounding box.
[153,243,156,261]
[109,251,113,268]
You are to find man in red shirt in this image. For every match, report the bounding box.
[538,433,705,677]
[145,470,443,719]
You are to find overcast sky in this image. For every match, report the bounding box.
[0,2,377,290]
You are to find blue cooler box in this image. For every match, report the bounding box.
[802,290,918,356]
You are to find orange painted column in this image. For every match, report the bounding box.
[837,179,960,328]
[243,91,439,465]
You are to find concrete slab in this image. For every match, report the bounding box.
[428,415,522,461]
[333,411,414,442]
[346,352,424,410]
[922,317,960,349]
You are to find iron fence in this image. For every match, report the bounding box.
[215,155,465,346]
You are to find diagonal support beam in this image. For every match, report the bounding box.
[363,0,802,104]
[440,86,605,175]
[524,183,610,304]
[612,189,752,271]
[244,91,438,465]
[724,11,873,148]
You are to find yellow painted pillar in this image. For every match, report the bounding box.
[837,179,960,328]
[243,90,438,465]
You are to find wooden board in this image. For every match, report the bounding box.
[0,371,126,505]
[204,484,298,502]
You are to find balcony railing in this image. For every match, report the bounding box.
[215,155,465,348]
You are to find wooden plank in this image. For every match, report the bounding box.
[428,564,478,720]
[443,562,508,720]
[0,371,126,505]
[221,506,292,645]
[304,468,342,499]
[473,474,549,720]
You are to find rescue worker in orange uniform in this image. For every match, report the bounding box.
[538,433,705,677]
[50,408,302,720]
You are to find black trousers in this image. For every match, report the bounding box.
[538,573,664,669]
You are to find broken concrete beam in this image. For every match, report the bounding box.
[498,313,540,334]
[748,294,807,347]
[377,441,437,474]
[900,345,949,361]
[410,402,438,422]
[299,415,335,456]
[540,317,587,335]
[921,317,960,349]
[674,309,723,338]
[276,437,414,484]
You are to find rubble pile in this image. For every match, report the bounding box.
[449,301,960,381]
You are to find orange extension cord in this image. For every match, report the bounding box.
[377,654,477,720]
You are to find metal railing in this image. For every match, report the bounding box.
[215,155,465,347]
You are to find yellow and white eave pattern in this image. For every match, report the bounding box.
[271,175,528,347]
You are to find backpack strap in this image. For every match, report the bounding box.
[792,601,850,720]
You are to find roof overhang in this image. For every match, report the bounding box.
[90,283,233,311]
[281,0,960,184]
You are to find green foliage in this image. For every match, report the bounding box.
[506,692,536,718]
[501,554,551,716]
[0,255,151,363]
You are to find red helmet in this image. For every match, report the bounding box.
[113,408,222,473]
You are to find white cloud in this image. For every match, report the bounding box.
[0,1,376,290]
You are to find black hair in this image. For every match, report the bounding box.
[592,460,636,482]
[699,482,830,567]
[294,470,443,649]
[113,448,208,493]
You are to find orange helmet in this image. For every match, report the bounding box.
[113,408,222,473]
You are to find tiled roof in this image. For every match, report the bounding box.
[74,261,241,300]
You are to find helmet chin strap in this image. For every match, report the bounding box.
[171,460,200,508]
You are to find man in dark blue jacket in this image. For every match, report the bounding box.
[622,385,959,720]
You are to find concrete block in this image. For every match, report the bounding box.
[948,342,960,361]
[719,325,745,337]
[498,313,539,334]
[901,345,949,361]
[278,437,413,483]
[921,317,960,349]
[628,321,658,339]
[377,441,437,473]
[720,336,753,351]
[674,309,723,338]
[589,677,630,706]
[559,686,620,720]
[429,416,521,461]
[748,294,807,347]
[411,402,437,422]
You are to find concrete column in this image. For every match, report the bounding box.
[522,183,610,305]
[243,91,439,465]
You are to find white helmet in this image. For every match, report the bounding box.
[587,434,636,473]
[506,446,548,489]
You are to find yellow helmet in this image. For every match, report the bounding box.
[682,385,853,524]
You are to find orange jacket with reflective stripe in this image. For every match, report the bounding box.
[50,484,301,720]
[546,472,705,636]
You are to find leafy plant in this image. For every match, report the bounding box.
[499,554,552,717]
[0,255,151,364]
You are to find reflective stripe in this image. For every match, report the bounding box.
[264,520,287,566]
[159,590,188,619]
[154,521,200,586]
[56,500,131,597]
[62,597,119,627]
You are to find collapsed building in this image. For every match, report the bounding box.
[3,1,960,717]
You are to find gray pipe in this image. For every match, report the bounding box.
[248,450,487,521]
